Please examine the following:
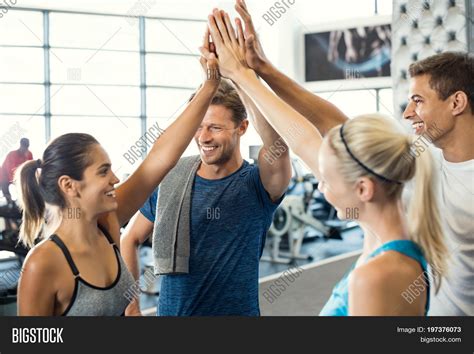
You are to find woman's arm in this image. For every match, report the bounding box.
[113,34,220,227]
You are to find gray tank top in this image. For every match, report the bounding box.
[49,224,135,316]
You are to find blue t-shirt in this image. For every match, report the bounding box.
[140,160,282,316]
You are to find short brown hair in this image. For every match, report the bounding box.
[409,51,474,112]
[189,79,247,125]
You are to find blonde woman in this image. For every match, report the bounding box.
[205,9,448,315]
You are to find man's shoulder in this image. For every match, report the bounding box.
[229,160,257,180]
[179,155,201,163]
[427,145,443,163]
[239,159,256,172]
[166,155,200,174]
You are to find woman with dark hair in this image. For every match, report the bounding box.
[15,43,220,316]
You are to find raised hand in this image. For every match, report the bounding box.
[204,9,251,81]
[199,26,220,84]
[235,0,269,73]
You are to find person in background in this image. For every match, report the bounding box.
[1,138,33,205]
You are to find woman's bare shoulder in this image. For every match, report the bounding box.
[21,238,65,277]
[350,250,424,295]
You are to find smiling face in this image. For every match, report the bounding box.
[70,144,120,216]
[403,74,452,143]
[194,104,247,166]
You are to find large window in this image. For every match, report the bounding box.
[0,10,45,159]
[0,8,206,176]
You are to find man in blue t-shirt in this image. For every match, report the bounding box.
[121,79,291,316]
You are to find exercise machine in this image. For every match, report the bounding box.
[262,159,356,264]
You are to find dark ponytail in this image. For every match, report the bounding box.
[16,159,45,247]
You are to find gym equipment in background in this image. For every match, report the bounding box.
[262,158,358,264]
[138,240,160,296]
[0,202,27,305]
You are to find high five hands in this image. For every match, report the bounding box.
[200,9,249,81]
[199,1,270,82]
[234,0,269,73]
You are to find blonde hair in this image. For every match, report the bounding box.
[326,113,448,291]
